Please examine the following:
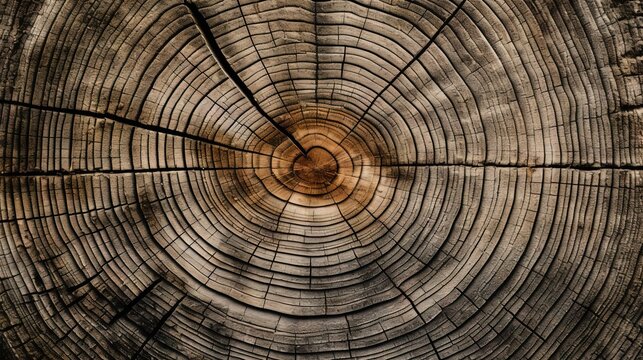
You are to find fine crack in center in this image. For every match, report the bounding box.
[293,147,338,184]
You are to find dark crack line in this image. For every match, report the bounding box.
[109,278,163,325]
[0,166,271,178]
[183,0,308,156]
[344,316,354,359]
[369,162,643,171]
[340,0,466,144]
[131,294,186,359]
[0,99,265,155]
[6,163,636,178]
[163,46,275,150]
[237,0,299,133]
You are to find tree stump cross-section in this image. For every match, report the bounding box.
[0,0,641,359]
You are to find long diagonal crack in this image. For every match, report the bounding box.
[183,0,308,156]
[130,294,187,359]
[0,167,270,177]
[0,99,264,155]
[341,0,467,144]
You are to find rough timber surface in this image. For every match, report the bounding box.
[0,0,641,359]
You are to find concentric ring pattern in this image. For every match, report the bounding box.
[0,0,641,359]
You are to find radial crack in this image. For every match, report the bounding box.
[341,0,467,144]
[372,162,643,171]
[131,294,186,359]
[109,278,163,325]
[0,166,271,178]
[183,0,308,156]
[0,99,263,155]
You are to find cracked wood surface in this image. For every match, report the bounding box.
[0,0,641,359]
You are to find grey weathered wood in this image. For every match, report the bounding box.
[0,0,641,359]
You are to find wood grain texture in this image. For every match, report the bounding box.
[0,0,641,359]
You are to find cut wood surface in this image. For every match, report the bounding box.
[0,0,641,359]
